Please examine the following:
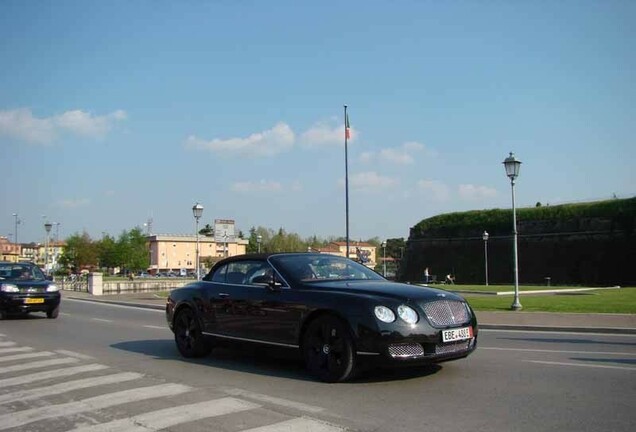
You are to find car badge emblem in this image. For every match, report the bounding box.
[437,293,446,297]
[27,287,37,293]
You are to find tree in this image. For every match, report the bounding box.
[58,232,99,272]
[198,224,214,237]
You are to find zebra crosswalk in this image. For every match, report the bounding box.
[0,335,349,432]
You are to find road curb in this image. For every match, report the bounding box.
[66,295,636,335]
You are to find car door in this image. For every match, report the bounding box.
[205,260,305,346]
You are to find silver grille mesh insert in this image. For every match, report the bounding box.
[388,343,424,358]
[422,300,470,327]
[436,340,471,355]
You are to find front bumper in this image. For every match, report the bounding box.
[355,319,478,366]
[0,292,61,314]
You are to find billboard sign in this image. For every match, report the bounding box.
[214,219,236,243]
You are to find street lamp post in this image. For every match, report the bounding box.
[44,222,52,276]
[482,231,489,286]
[192,203,204,280]
[381,241,387,277]
[503,152,522,310]
[257,234,262,253]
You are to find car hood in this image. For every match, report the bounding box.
[303,280,466,303]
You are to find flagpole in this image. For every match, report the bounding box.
[344,104,350,258]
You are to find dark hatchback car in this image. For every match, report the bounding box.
[0,262,61,319]
[166,253,477,382]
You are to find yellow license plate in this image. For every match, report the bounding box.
[24,298,44,304]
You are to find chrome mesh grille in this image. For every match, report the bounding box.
[422,300,470,327]
[388,343,424,358]
[435,340,471,355]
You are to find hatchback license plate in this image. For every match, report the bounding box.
[24,298,44,304]
[442,326,473,343]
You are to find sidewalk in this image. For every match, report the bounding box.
[62,290,636,335]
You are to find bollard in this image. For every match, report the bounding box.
[545,277,551,286]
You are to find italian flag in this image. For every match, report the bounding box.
[345,113,351,140]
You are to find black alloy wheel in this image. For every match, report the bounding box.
[302,315,356,383]
[47,306,59,319]
[174,308,211,358]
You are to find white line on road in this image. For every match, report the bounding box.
[0,383,191,430]
[0,346,34,355]
[91,318,113,323]
[0,351,54,363]
[55,350,95,360]
[68,397,260,432]
[0,341,17,347]
[525,360,636,371]
[480,328,636,337]
[0,372,143,405]
[0,364,109,388]
[0,357,79,374]
[480,347,636,356]
[226,388,325,414]
[242,417,348,432]
[65,298,164,313]
[142,325,166,330]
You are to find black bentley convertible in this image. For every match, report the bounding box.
[166,253,477,382]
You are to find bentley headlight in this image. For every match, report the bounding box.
[0,283,19,293]
[374,306,396,323]
[397,305,419,324]
[46,284,59,292]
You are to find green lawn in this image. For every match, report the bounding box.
[451,286,636,313]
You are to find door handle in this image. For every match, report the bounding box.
[218,293,230,298]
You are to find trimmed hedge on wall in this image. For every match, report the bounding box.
[403,197,635,286]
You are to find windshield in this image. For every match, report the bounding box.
[0,263,47,281]
[270,254,385,284]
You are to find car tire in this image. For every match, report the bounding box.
[46,306,59,319]
[302,315,356,383]
[0,310,6,320]
[174,308,211,358]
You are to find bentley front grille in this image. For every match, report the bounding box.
[435,340,471,355]
[388,343,425,359]
[422,300,470,327]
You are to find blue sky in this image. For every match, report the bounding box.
[1,0,634,244]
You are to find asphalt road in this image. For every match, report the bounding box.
[0,299,634,432]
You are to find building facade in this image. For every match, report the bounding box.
[147,234,248,274]
[313,241,378,268]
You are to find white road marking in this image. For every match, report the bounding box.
[0,351,54,362]
[65,298,164,313]
[91,318,113,323]
[242,417,348,432]
[0,341,17,347]
[480,328,636,337]
[68,397,260,432]
[0,346,34,355]
[0,364,109,388]
[55,350,95,360]
[0,383,191,430]
[0,357,79,374]
[0,372,143,404]
[142,325,166,330]
[525,360,636,371]
[226,388,324,414]
[480,347,636,356]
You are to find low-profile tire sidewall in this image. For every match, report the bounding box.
[302,315,356,383]
[174,308,211,358]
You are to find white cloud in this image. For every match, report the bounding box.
[342,171,398,193]
[362,141,429,165]
[186,122,295,157]
[417,179,451,201]
[300,120,356,147]
[458,184,498,200]
[231,179,283,193]
[0,108,127,144]
[57,198,90,208]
